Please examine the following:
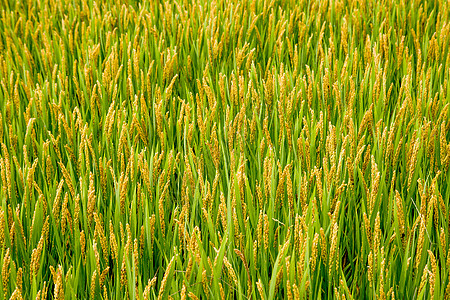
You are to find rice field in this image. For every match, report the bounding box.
[0,0,450,299]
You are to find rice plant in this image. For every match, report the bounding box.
[0,0,449,299]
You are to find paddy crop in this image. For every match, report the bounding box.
[0,0,450,299]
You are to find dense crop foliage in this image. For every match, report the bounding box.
[0,0,450,298]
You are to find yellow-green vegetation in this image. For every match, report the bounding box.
[0,0,450,299]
